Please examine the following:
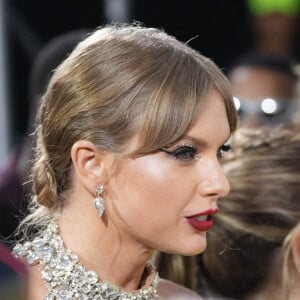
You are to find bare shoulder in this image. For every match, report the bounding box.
[157,279,203,300]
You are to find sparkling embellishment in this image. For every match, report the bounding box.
[12,221,160,299]
[94,186,105,217]
[94,196,105,217]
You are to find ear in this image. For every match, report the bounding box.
[71,140,108,196]
[291,224,300,274]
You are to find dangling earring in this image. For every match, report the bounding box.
[94,186,105,217]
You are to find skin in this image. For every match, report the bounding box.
[26,88,230,299]
[229,66,295,127]
[106,89,231,257]
[252,14,298,58]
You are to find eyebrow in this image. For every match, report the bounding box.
[181,135,207,147]
[182,133,232,147]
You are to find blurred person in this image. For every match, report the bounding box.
[0,29,89,246]
[198,124,300,300]
[247,0,300,59]
[0,242,27,299]
[12,23,238,299]
[229,53,298,127]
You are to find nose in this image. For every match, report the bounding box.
[197,158,230,199]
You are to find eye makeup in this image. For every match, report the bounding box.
[160,144,198,161]
[217,143,232,159]
[160,136,232,162]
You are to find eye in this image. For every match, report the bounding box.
[160,145,198,161]
[217,144,232,159]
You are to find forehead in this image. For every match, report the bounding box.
[125,88,231,154]
[187,89,230,145]
[230,66,295,100]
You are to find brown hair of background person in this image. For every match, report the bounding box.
[198,124,300,300]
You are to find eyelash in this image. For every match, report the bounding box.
[161,145,197,161]
[160,144,232,161]
[217,144,232,159]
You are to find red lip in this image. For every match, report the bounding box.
[185,209,218,232]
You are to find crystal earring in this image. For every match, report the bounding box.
[94,186,105,217]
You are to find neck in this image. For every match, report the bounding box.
[59,199,154,292]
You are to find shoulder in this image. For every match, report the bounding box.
[157,279,203,300]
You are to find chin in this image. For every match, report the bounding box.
[187,232,208,255]
[183,243,207,256]
[169,235,207,256]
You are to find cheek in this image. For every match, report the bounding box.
[115,156,196,213]
[124,158,176,202]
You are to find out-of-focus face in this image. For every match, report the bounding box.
[253,13,298,41]
[230,66,295,128]
[105,88,231,256]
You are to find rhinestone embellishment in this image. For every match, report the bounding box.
[94,186,105,217]
[12,222,160,299]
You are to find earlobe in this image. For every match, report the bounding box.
[71,140,103,194]
[291,224,300,274]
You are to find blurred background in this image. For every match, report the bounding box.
[0,0,300,167]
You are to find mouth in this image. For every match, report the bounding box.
[185,209,218,232]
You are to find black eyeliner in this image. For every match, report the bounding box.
[160,145,197,161]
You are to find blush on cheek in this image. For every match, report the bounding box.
[120,156,172,193]
[129,156,197,200]
[133,156,171,180]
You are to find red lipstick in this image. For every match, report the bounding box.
[185,209,218,231]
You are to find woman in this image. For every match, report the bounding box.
[199,125,300,300]
[12,24,237,299]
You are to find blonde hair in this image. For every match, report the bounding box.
[200,124,300,298]
[282,222,300,290]
[19,24,237,238]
